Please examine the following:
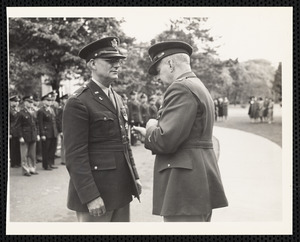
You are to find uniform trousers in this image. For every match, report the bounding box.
[163,212,212,222]
[10,137,21,167]
[20,141,37,174]
[60,135,65,164]
[42,138,57,169]
[76,204,130,222]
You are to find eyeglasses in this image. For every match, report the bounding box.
[100,58,124,66]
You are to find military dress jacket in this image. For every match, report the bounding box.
[37,106,58,138]
[63,80,140,212]
[10,108,19,137]
[145,72,228,216]
[17,108,38,143]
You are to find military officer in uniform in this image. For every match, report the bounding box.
[63,37,142,222]
[17,96,40,176]
[37,93,59,170]
[9,95,21,168]
[56,94,68,165]
[133,41,228,222]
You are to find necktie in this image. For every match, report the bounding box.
[108,88,116,109]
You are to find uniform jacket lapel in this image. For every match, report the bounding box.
[87,80,116,114]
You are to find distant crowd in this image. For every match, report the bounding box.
[248,96,274,124]
[213,97,229,122]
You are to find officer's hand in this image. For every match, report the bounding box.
[19,137,25,143]
[136,179,142,195]
[87,196,106,216]
[41,136,46,141]
[9,134,12,139]
[132,126,146,137]
[37,135,40,141]
[146,119,158,129]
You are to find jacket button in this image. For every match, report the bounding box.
[167,164,170,167]
[104,117,107,120]
[94,166,98,169]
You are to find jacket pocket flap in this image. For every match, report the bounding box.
[90,152,116,171]
[94,111,115,121]
[157,151,193,172]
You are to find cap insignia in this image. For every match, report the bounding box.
[111,39,118,49]
[153,52,165,62]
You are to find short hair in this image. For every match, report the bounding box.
[162,53,190,66]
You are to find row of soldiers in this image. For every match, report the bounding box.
[9,92,68,176]
[121,91,160,146]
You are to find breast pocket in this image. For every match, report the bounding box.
[93,111,116,137]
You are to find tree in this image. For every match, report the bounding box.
[9,17,129,97]
[272,62,282,102]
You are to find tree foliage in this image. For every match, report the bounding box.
[9,17,278,104]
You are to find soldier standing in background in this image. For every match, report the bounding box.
[9,95,21,168]
[56,94,68,165]
[127,90,142,145]
[139,93,150,127]
[148,96,158,119]
[17,96,40,176]
[37,93,59,171]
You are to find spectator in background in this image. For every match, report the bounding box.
[37,93,59,171]
[140,93,150,128]
[218,97,223,121]
[248,96,255,122]
[213,99,219,122]
[252,97,259,123]
[268,98,274,124]
[257,97,264,122]
[127,90,142,146]
[222,97,229,121]
[56,94,68,165]
[263,97,269,122]
[148,96,158,119]
[17,96,40,176]
[9,95,21,168]
[33,96,43,163]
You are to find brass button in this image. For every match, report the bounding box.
[104,117,107,120]
[94,166,98,169]
[167,164,170,167]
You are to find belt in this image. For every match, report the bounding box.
[180,140,213,149]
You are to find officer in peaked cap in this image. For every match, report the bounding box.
[37,92,59,171]
[78,37,126,62]
[133,40,228,222]
[22,95,34,103]
[148,41,193,76]
[63,36,141,222]
[17,95,40,176]
[9,95,21,168]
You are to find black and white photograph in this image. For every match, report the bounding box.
[6,7,292,235]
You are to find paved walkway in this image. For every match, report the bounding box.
[8,126,282,224]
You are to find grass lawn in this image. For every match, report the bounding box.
[214,104,282,147]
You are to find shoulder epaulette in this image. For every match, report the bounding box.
[70,85,88,98]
